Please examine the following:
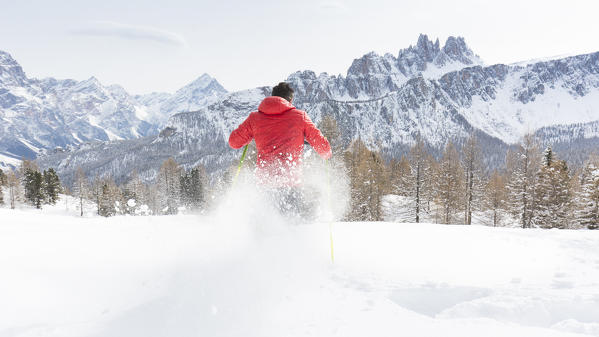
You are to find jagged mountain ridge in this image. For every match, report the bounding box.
[0,50,227,169]
[36,34,599,185]
[287,35,482,103]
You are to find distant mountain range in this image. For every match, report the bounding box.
[3,34,599,184]
[0,50,226,169]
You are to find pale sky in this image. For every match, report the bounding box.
[1,0,598,95]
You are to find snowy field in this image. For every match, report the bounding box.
[1,200,599,337]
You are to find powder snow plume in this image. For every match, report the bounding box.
[208,149,350,231]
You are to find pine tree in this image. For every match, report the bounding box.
[42,168,61,205]
[553,160,573,228]
[0,169,6,185]
[98,182,113,217]
[533,147,572,229]
[575,159,599,229]
[23,168,44,209]
[506,134,541,228]
[434,142,464,224]
[98,178,121,217]
[189,166,206,210]
[180,173,191,209]
[368,150,387,221]
[542,146,553,167]
[0,168,5,205]
[179,168,206,211]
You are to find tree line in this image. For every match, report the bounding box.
[70,159,208,217]
[1,116,598,228]
[317,114,599,229]
[0,159,208,217]
[0,160,61,210]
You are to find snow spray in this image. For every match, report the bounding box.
[206,145,349,260]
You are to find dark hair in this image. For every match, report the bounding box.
[271,82,294,102]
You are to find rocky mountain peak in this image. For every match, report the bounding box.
[0,50,28,86]
[178,73,226,94]
[107,84,129,98]
[335,35,483,101]
[0,50,19,67]
[414,34,441,61]
[288,70,318,82]
[71,76,104,93]
[188,73,213,87]
[442,36,478,65]
[346,51,395,78]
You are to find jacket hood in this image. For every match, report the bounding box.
[258,96,295,115]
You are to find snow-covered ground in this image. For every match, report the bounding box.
[1,196,599,337]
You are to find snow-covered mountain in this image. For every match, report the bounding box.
[287,40,599,146]
[0,50,226,169]
[36,87,271,184]
[135,73,227,126]
[288,34,482,103]
[35,34,599,184]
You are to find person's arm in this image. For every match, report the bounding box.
[303,111,332,159]
[229,115,253,149]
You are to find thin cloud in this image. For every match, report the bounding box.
[72,21,187,48]
[319,1,349,11]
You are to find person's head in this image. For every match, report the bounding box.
[271,82,294,102]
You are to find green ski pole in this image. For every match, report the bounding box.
[232,144,249,186]
[326,159,335,264]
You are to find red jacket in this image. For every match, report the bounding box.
[229,96,332,185]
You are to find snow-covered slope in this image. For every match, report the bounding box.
[1,205,598,337]
[453,53,599,143]
[0,50,227,168]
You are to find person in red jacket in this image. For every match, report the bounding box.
[229,82,332,186]
[229,82,331,218]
